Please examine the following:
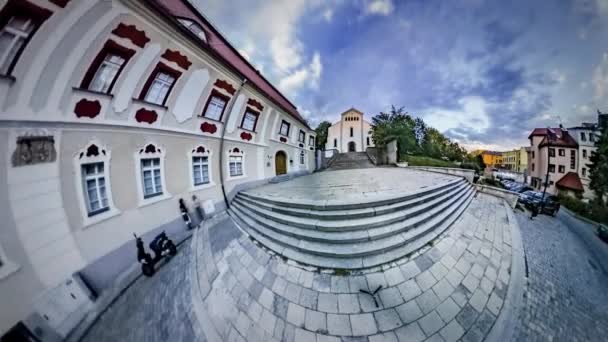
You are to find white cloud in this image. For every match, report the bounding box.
[279,52,323,95]
[365,0,395,16]
[592,52,608,100]
[421,96,491,134]
[322,8,334,22]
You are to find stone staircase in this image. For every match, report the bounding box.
[228,177,476,270]
[327,152,374,170]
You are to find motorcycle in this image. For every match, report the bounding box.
[134,232,177,277]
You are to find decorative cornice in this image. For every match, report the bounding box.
[240,132,253,141]
[135,108,158,124]
[201,122,217,134]
[161,49,191,70]
[111,23,150,48]
[279,136,287,143]
[247,98,263,111]
[74,99,101,119]
[214,79,236,95]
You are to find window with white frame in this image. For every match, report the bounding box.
[228,147,244,177]
[191,145,211,187]
[279,120,290,136]
[241,109,259,131]
[202,90,229,121]
[309,136,315,146]
[0,2,50,76]
[140,63,181,106]
[75,141,119,226]
[298,130,305,143]
[135,143,169,204]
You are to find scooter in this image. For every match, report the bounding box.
[134,232,177,277]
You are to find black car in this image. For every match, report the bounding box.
[525,192,560,216]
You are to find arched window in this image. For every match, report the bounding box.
[350,127,354,137]
[135,143,170,206]
[227,147,245,178]
[189,145,214,190]
[177,18,207,42]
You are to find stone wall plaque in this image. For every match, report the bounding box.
[12,136,57,167]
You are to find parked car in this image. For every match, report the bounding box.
[525,192,560,216]
[598,225,608,243]
[518,190,538,206]
[510,184,533,193]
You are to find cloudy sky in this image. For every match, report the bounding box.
[192,0,608,151]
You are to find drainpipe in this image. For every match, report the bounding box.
[219,78,247,210]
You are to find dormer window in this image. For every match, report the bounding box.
[177,18,207,42]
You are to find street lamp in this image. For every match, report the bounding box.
[540,127,557,212]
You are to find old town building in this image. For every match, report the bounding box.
[0,0,316,337]
[325,108,375,153]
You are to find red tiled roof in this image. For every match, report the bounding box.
[556,172,584,192]
[528,127,561,139]
[151,0,310,129]
[529,128,579,148]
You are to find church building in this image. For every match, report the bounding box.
[325,108,374,152]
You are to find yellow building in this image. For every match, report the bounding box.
[501,147,529,173]
[481,151,503,168]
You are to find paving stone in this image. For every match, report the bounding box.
[369,331,398,342]
[316,334,341,342]
[395,301,423,323]
[285,283,304,303]
[294,327,315,342]
[397,279,422,301]
[298,271,314,288]
[432,279,455,301]
[305,309,327,333]
[284,323,296,342]
[461,273,480,293]
[287,303,306,327]
[327,314,352,336]
[273,318,286,340]
[439,319,465,342]
[439,254,457,269]
[418,311,445,337]
[399,261,421,280]
[318,293,339,313]
[384,267,406,286]
[455,303,478,330]
[260,309,278,334]
[436,297,460,322]
[484,265,497,282]
[415,271,437,292]
[350,313,378,336]
[460,327,483,342]
[273,295,289,318]
[479,276,494,295]
[236,311,253,335]
[373,308,403,332]
[338,294,360,313]
[378,287,404,307]
[394,322,425,342]
[414,254,434,271]
[286,267,302,283]
[299,288,319,310]
[259,288,275,310]
[486,292,503,316]
[415,289,441,314]
[454,258,471,275]
[340,337,368,342]
[272,277,288,296]
[469,289,489,313]
[331,276,350,293]
[468,309,495,338]
[429,262,449,280]
[250,280,264,300]
[313,274,332,293]
[248,301,264,322]
[426,333,446,342]
[366,272,388,289]
[427,247,443,262]
[445,268,465,288]
[346,276,367,293]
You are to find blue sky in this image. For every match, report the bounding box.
[193,0,608,151]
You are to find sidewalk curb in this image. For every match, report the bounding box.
[561,206,603,227]
[485,200,526,342]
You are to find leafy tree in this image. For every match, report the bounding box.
[371,106,417,156]
[314,120,332,150]
[589,124,608,205]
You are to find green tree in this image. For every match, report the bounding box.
[314,120,332,150]
[371,106,417,157]
[589,124,608,205]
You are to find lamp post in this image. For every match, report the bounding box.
[540,127,557,212]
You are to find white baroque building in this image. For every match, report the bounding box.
[0,0,316,338]
[325,108,374,153]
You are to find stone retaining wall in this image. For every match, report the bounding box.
[406,166,476,183]
[475,185,519,208]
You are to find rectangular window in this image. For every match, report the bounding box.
[0,2,50,76]
[583,149,587,158]
[202,89,229,121]
[141,158,162,198]
[531,163,535,172]
[570,150,576,169]
[367,137,370,145]
[582,168,587,177]
[81,40,134,94]
[192,156,209,185]
[558,149,565,156]
[229,155,243,177]
[581,132,586,141]
[81,162,109,216]
[532,151,535,158]
[334,139,337,148]
[241,109,259,131]
[300,151,305,164]
[298,130,305,143]
[279,120,290,136]
[548,148,555,157]
[350,127,354,137]
[308,136,314,146]
[558,165,565,173]
[548,164,555,173]
[590,134,595,142]
[139,63,181,106]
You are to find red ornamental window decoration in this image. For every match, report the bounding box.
[247,98,263,111]
[161,49,191,70]
[200,122,217,134]
[74,99,101,118]
[192,145,207,154]
[111,23,149,48]
[279,136,287,143]
[79,144,106,159]
[229,147,242,154]
[213,79,236,95]
[240,132,252,141]
[135,108,158,124]
[139,144,161,154]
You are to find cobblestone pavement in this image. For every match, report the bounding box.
[192,193,516,342]
[513,210,608,342]
[80,241,206,342]
[244,168,457,201]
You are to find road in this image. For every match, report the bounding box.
[513,208,608,341]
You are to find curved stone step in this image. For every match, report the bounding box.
[235,178,466,221]
[233,181,470,232]
[229,187,475,269]
[239,177,465,211]
[230,185,474,258]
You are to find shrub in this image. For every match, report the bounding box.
[558,194,608,225]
